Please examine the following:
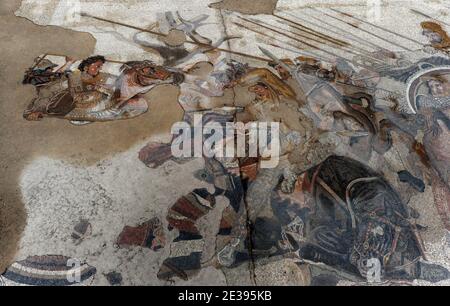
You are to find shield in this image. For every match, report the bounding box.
[406,66,450,114]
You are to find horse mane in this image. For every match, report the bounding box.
[120,60,155,74]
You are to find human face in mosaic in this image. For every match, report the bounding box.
[428,79,446,97]
[249,83,271,100]
[86,60,104,77]
[275,65,291,80]
[423,29,444,45]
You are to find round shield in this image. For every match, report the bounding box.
[406,66,450,114]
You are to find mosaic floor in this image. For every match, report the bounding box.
[0,0,449,286]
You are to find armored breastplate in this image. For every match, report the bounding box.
[69,72,109,109]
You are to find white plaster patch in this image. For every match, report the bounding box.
[17,141,214,285]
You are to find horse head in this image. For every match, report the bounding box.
[120,60,184,87]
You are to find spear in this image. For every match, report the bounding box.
[232,21,348,64]
[233,22,371,70]
[236,17,350,60]
[233,20,352,65]
[274,19,381,59]
[410,9,450,27]
[334,81,398,95]
[272,19,386,63]
[44,53,127,64]
[79,13,272,63]
[269,20,345,47]
[233,21,347,61]
[301,11,386,51]
[232,21,307,54]
[330,8,424,46]
[233,21,376,71]
[313,8,415,52]
[269,19,350,50]
[277,12,376,53]
[272,13,349,47]
[238,16,385,64]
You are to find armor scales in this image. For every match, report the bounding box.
[417,95,450,110]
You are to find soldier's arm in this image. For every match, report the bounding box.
[56,57,76,73]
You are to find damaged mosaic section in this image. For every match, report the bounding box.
[209,0,279,15]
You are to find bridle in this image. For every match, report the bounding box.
[135,66,171,86]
